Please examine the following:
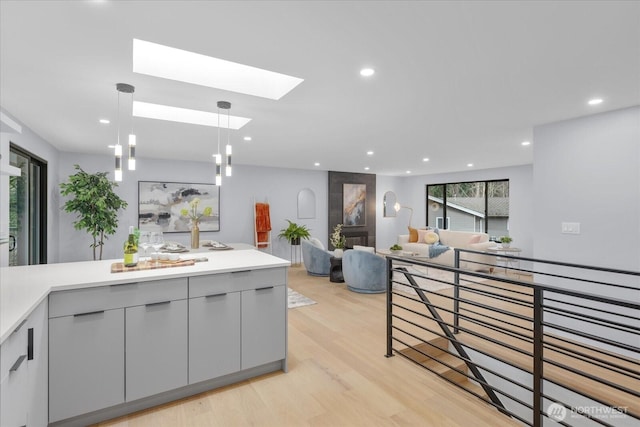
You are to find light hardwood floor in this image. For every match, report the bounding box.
[96,265,518,427]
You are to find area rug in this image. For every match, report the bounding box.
[288,288,317,309]
[391,267,455,295]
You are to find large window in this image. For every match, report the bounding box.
[9,144,47,266]
[426,180,509,240]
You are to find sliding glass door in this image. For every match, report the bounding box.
[9,145,47,266]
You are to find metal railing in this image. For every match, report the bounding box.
[385,249,639,427]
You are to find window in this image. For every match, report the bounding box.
[426,180,509,239]
[9,144,47,266]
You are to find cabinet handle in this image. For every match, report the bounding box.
[205,292,227,298]
[110,282,138,287]
[13,318,27,334]
[9,354,26,372]
[146,300,171,307]
[255,286,274,291]
[73,310,105,317]
[28,328,34,360]
[232,270,251,274]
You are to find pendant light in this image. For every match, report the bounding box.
[225,103,232,177]
[115,83,136,181]
[216,101,231,183]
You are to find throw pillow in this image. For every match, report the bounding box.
[468,234,481,244]
[308,237,325,250]
[408,226,419,243]
[353,245,375,253]
[417,229,431,243]
[424,231,440,244]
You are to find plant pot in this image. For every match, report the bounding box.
[501,242,510,248]
[333,248,344,258]
[290,237,301,245]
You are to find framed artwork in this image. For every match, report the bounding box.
[343,183,366,226]
[138,181,220,232]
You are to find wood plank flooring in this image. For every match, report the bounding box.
[95,265,517,427]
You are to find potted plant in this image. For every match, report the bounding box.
[499,236,513,248]
[330,223,347,257]
[278,220,311,245]
[60,165,128,260]
[389,244,403,254]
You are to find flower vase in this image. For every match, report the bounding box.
[191,222,200,249]
[334,248,344,258]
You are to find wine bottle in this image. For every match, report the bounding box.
[124,226,139,267]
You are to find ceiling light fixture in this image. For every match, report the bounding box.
[423,157,429,162]
[366,151,374,155]
[588,98,603,106]
[99,119,110,124]
[522,141,531,146]
[244,136,252,141]
[406,170,411,174]
[114,83,136,181]
[133,39,303,100]
[364,167,370,171]
[360,68,375,77]
[314,162,320,167]
[467,163,474,167]
[214,101,231,186]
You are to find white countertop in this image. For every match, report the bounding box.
[0,246,289,343]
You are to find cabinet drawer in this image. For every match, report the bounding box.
[49,277,188,318]
[189,267,286,298]
[1,317,28,382]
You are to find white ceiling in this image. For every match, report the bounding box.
[1,0,639,176]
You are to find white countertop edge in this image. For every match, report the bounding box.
[1,249,290,343]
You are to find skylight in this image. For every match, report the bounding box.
[133,101,251,129]
[133,39,304,100]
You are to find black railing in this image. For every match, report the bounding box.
[385,249,639,427]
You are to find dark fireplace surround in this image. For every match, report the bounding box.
[328,171,376,250]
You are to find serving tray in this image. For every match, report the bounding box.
[111,259,195,273]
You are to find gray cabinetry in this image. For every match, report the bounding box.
[0,299,48,427]
[241,285,286,370]
[49,308,124,423]
[189,292,241,384]
[126,299,188,401]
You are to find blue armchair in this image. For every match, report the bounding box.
[342,249,387,293]
[301,238,332,276]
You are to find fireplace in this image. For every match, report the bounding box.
[342,230,368,248]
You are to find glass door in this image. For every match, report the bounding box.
[9,145,47,266]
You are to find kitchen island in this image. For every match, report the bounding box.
[0,248,290,427]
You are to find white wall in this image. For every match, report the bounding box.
[533,105,640,271]
[57,152,328,263]
[395,165,535,257]
[0,108,60,266]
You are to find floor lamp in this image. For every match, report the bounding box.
[394,203,413,227]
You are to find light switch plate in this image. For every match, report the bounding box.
[561,222,581,234]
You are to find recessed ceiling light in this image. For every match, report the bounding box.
[243,136,252,141]
[99,119,110,124]
[588,98,603,106]
[314,162,320,167]
[366,151,374,156]
[133,101,251,129]
[364,167,370,171]
[406,170,411,174]
[107,145,115,149]
[422,157,429,162]
[467,163,474,167]
[360,68,375,77]
[521,141,531,146]
[133,39,303,100]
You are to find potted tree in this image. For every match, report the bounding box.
[60,165,128,260]
[278,220,311,245]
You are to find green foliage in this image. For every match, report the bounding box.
[277,220,311,244]
[59,165,128,260]
[499,236,513,243]
[390,244,403,251]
